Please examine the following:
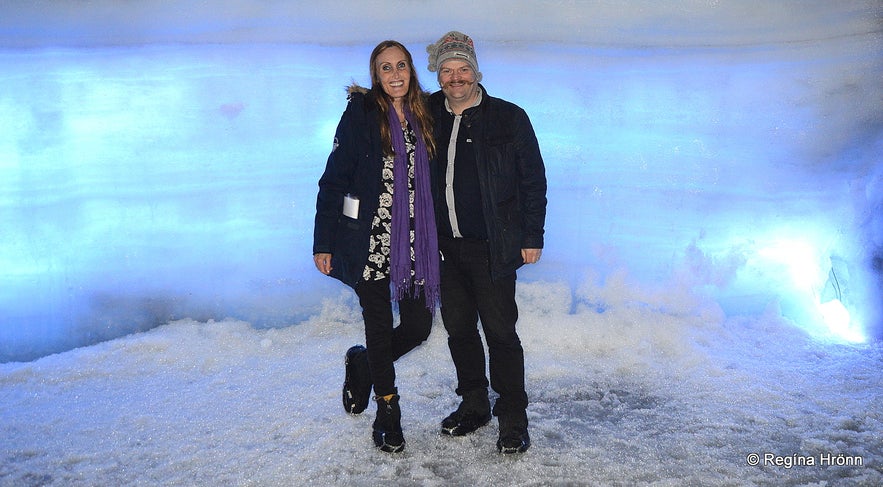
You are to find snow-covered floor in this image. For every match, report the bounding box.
[2,280,880,486]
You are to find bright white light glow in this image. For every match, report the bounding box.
[755,238,825,289]
[749,235,866,343]
[818,299,861,343]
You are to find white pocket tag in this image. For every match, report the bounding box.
[343,193,360,219]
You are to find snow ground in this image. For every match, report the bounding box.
[2,280,880,486]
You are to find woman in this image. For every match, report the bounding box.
[312,40,438,454]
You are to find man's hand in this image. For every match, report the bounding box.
[521,248,542,264]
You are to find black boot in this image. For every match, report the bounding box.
[497,410,530,454]
[440,388,492,436]
[342,345,372,414]
[372,394,405,453]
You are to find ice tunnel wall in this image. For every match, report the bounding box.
[1,2,881,362]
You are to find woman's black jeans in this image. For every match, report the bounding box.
[355,277,432,397]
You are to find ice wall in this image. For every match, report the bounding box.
[1,2,880,362]
[0,45,356,361]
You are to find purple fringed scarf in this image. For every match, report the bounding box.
[387,102,440,309]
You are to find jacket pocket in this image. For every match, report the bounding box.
[485,139,514,176]
[496,195,517,216]
[333,216,363,254]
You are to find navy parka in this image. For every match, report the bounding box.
[313,89,385,289]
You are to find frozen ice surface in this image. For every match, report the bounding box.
[1,283,881,485]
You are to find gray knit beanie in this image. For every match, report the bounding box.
[426,31,482,82]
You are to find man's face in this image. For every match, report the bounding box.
[438,59,479,106]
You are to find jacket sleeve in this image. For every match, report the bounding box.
[513,108,547,250]
[313,94,364,255]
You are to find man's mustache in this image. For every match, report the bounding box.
[442,79,475,89]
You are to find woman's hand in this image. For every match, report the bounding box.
[314,253,333,275]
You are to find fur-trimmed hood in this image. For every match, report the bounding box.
[347,83,369,96]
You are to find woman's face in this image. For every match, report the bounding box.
[374,46,411,102]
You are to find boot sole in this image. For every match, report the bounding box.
[342,345,371,414]
[373,431,405,453]
[498,443,530,454]
[441,414,492,436]
[497,436,531,454]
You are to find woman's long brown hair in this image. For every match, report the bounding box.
[368,40,436,159]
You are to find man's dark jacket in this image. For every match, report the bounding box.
[429,85,547,280]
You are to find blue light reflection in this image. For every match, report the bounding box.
[0,38,879,362]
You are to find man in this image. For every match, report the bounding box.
[426,31,547,454]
